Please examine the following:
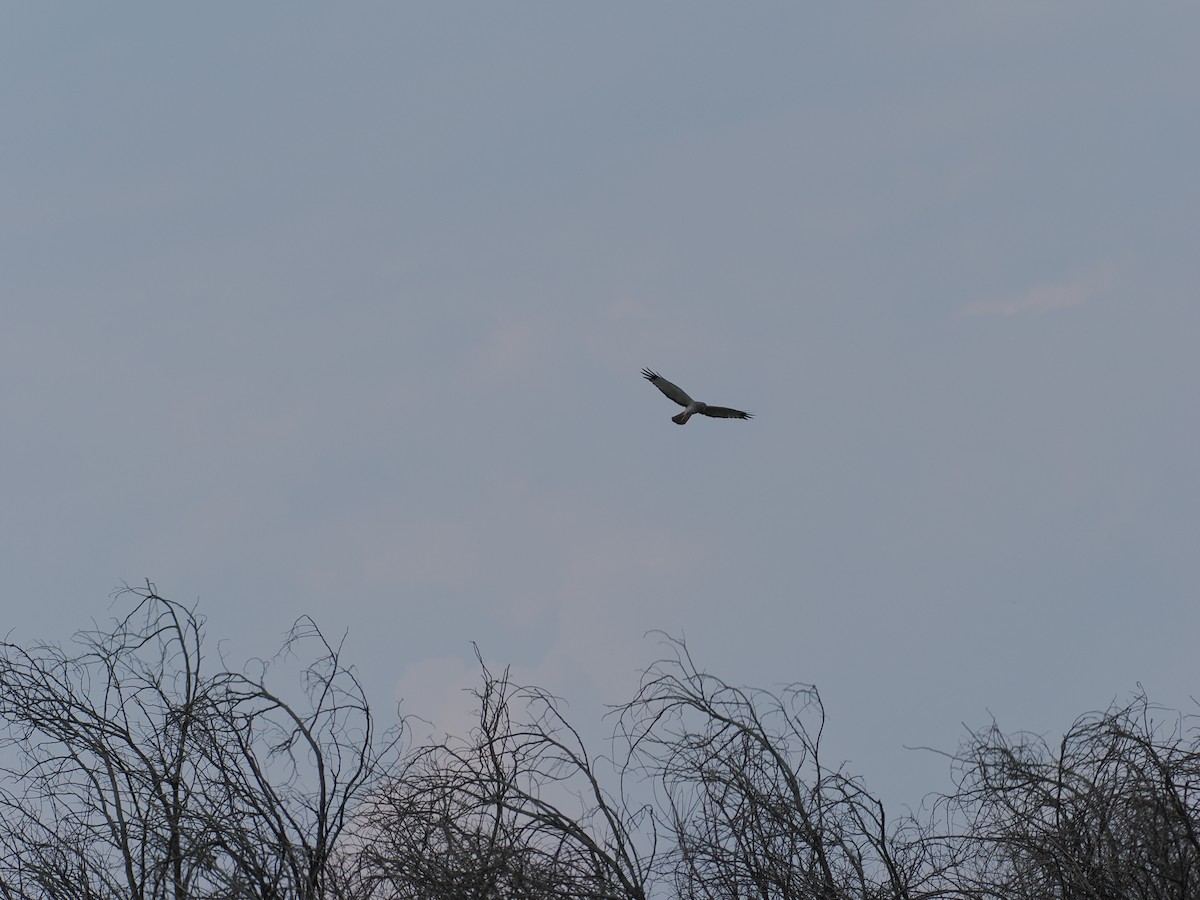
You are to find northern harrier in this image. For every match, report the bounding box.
[642,368,754,425]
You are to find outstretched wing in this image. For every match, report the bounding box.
[701,406,754,420]
[642,368,693,408]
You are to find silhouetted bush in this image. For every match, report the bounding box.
[3,589,1198,899]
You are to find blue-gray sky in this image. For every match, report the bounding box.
[3,5,1198,811]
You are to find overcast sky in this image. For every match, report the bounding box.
[3,5,1198,812]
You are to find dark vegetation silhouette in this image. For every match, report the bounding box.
[2,586,1198,899]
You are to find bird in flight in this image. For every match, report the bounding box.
[642,368,754,425]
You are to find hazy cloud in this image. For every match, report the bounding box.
[960,265,1116,317]
[483,321,541,375]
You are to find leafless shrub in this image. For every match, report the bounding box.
[618,635,947,900]
[6,590,1200,900]
[937,691,1200,900]
[0,584,399,900]
[355,647,652,899]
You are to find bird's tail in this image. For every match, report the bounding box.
[672,410,692,425]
